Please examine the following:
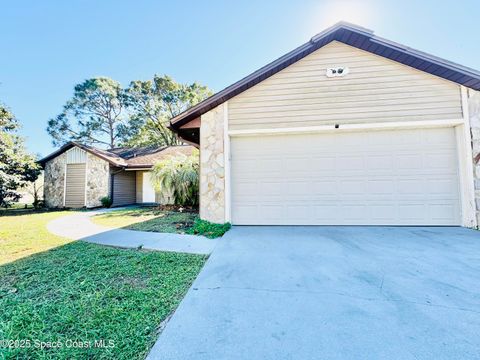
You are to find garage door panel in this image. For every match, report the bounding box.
[366,155,393,171]
[312,181,337,195]
[310,157,337,172]
[286,204,311,221]
[426,152,457,169]
[231,128,461,225]
[285,157,311,173]
[366,180,396,194]
[429,179,458,194]
[258,158,283,173]
[396,153,424,170]
[313,204,339,220]
[370,205,396,221]
[259,181,283,195]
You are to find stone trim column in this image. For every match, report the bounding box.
[44,153,66,208]
[85,154,110,208]
[199,104,226,223]
[468,89,480,226]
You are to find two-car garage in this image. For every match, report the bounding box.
[231,127,462,225]
[170,23,479,228]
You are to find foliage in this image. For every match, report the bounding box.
[187,218,231,239]
[125,75,212,147]
[100,196,113,208]
[92,207,197,233]
[0,211,206,359]
[151,150,199,206]
[47,77,139,148]
[0,103,40,208]
[25,173,44,209]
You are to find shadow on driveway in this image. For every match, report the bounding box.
[148,225,480,360]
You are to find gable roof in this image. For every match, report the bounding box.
[170,22,480,131]
[108,144,195,168]
[38,141,195,169]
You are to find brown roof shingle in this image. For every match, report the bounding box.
[38,142,195,169]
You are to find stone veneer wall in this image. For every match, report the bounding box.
[44,152,66,208]
[44,150,110,208]
[86,154,109,207]
[200,104,226,223]
[468,89,480,226]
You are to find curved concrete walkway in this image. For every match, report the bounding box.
[47,208,216,255]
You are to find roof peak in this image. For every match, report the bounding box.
[311,22,374,43]
[170,22,480,137]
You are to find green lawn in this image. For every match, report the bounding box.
[0,210,73,265]
[0,211,207,359]
[91,207,198,234]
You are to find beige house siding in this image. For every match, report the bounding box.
[228,41,462,131]
[112,171,136,206]
[86,154,109,207]
[65,163,86,208]
[44,153,66,208]
[136,171,143,203]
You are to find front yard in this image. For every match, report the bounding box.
[0,210,73,265]
[0,211,207,359]
[91,207,197,234]
[91,206,231,239]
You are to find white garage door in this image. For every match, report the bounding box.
[231,128,461,225]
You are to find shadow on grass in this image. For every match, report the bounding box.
[0,207,69,217]
[0,241,207,360]
[93,208,199,234]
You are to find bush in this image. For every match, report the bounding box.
[100,196,113,208]
[187,218,231,239]
[151,151,199,207]
[32,199,45,209]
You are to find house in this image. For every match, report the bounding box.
[169,22,480,227]
[38,142,194,208]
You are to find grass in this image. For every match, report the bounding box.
[91,207,198,234]
[0,210,73,265]
[0,210,207,359]
[0,204,37,216]
[1,203,34,210]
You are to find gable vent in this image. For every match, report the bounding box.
[66,147,87,164]
[326,67,349,78]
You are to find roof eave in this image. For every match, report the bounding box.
[37,141,127,168]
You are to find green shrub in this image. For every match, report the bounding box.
[187,218,231,238]
[100,196,113,208]
[151,151,199,206]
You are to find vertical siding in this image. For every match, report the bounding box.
[66,147,87,164]
[136,171,143,203]
[65,163,86,208]
[112,171,136,206]
[228,41,463,130]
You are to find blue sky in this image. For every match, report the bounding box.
[1,0,479,157]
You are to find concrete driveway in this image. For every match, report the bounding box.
[148,226,480,360]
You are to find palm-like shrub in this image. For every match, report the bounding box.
[151,150,199,206]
